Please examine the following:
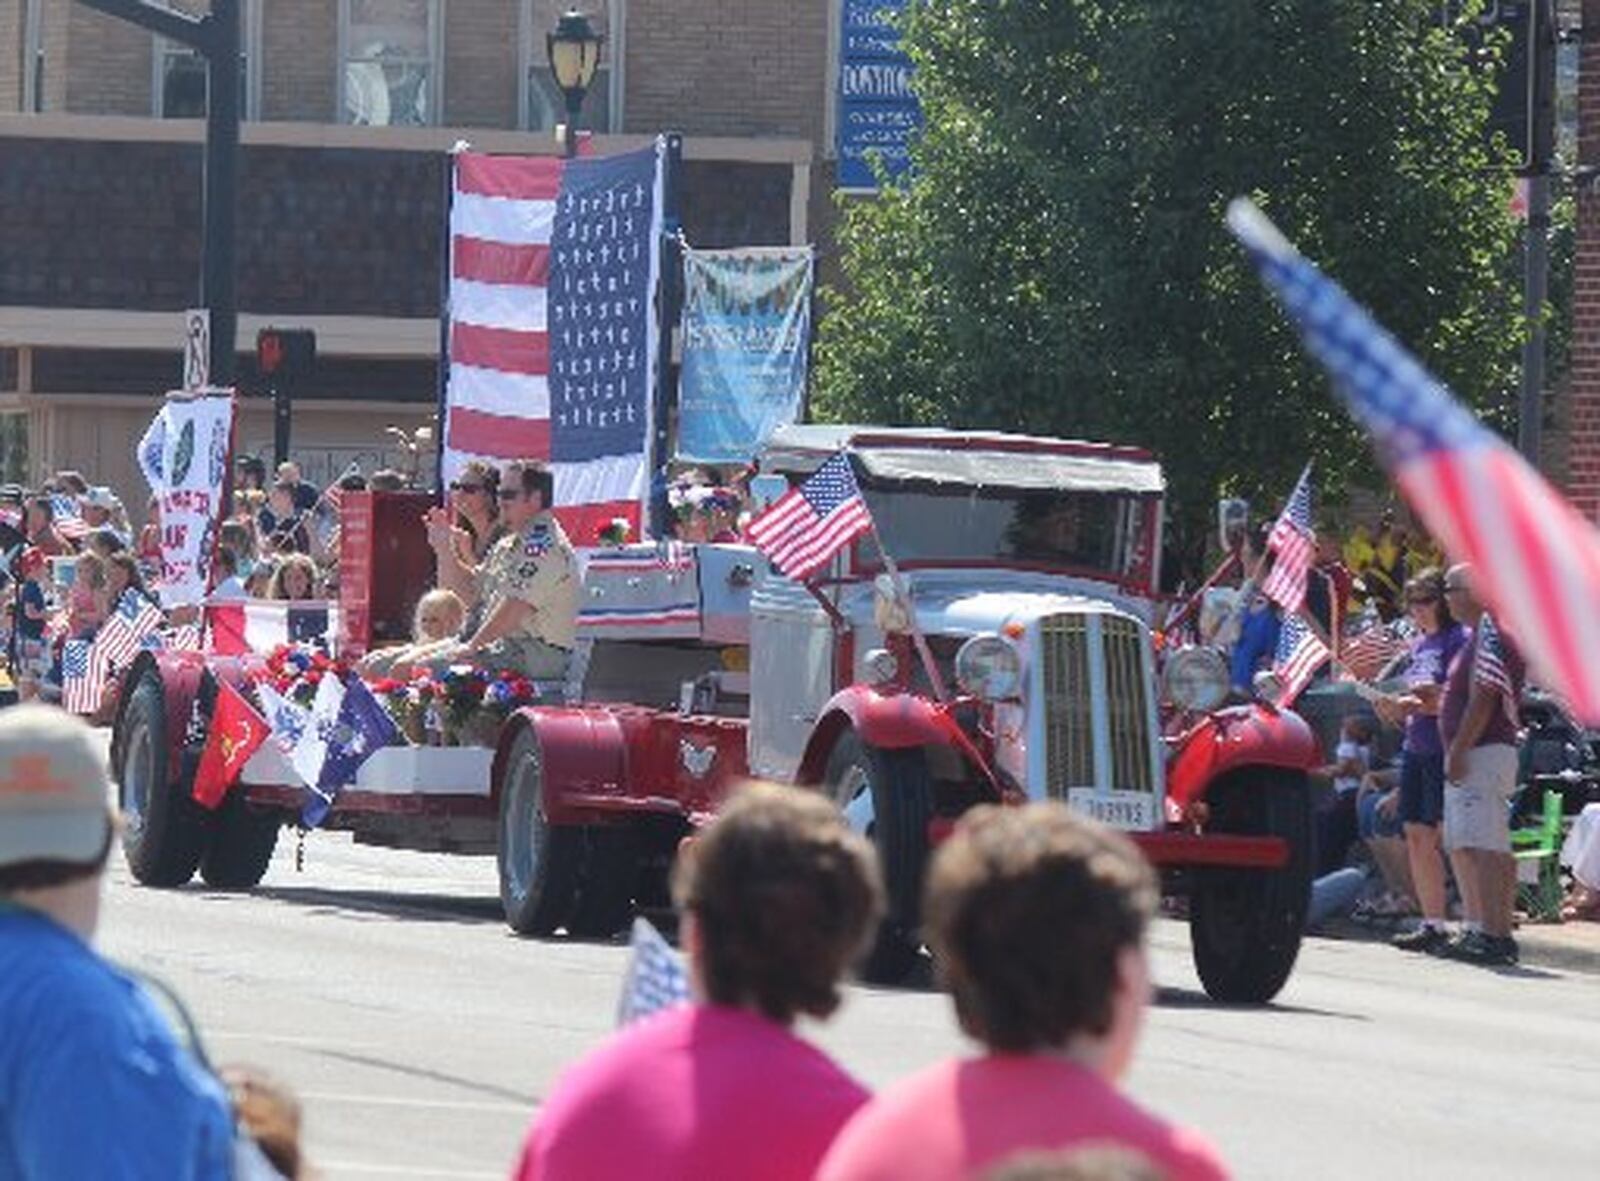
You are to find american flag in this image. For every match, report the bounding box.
[1473,613,1521,725]
[616,917,690,1027]
[441,142,665,540]
[1273,613,1330,707]
[96,589,164,673]
[1339,623,1412,684]
[61,639,105,715]
[1261,464,1315,614]
[1229,198,1600,726]
[745,452,874,581]
[51,495,90,543]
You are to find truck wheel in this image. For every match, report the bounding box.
[1189,770,1314,1004]
[498,726,584,935]
[826,731,931,985]
[200,791,281,890]
[568,825,639,939]
[116,671,210,887]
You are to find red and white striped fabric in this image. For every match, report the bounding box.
[207,601,333,656]
[441,148,661,540]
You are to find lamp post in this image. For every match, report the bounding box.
[547,8,603,157]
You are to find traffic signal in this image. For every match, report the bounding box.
[1439,0,1553,173]
[256,327,316,380]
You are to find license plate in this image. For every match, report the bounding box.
[1066,789,1154,831]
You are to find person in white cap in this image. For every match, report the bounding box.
[0,705,234,1179]
[81,485,131,545]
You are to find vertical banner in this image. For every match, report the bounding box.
[836,0,922,191]
[676,247,814,465]
[136,390,234,607]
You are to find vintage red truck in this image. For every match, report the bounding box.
[112,425,1318,1002]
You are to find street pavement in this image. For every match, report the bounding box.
[94,825,1600,1181]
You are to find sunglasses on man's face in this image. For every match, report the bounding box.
[450,482,484,494]
[496,489,523,502]
[1406,595,1439,606]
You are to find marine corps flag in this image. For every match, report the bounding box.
[192,679,269,810]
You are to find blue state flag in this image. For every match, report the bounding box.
[291,674,401,827]
[616,917,690,1027]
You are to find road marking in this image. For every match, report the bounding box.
[295,1090,534,1115]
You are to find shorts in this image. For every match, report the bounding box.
[1398,748,1445,828]
[1358,790,1403,840]
[1444,744,1519,853]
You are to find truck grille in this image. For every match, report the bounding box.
[1041,615,1095,790]
[1039,612,1155,795]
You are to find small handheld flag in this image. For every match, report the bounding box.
[1260,465,1315,614]
[745,451,873,581]
[1473,613,1521,727]
[1273,613,1330,708]
[1228,198,1600,725]
[616,917,690,1027]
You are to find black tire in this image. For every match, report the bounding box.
[1189,770,1314,1004]
[199,790,281,890]
[116,671,210,887]
[497,725,585,935]
[568,825,640,938]
[825,730,932,985]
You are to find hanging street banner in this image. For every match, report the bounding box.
[836,0,922,191]
[677,247,814,465]
[136,390,234,607]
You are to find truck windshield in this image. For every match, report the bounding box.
[855,485,1150,581]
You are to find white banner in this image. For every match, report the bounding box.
[136,390,234,607]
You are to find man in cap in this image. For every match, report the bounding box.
[0,705,234,1178]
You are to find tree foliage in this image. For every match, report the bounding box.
[815,0,1524,556]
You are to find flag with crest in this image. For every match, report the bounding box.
[616,917,690,1027]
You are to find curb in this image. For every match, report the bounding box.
[1311,917,1600,977]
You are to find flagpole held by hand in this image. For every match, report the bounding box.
[869,522,948,703]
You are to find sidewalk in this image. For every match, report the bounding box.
[1312,915,1600,976]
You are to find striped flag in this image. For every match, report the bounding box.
[441,141,666,541]
[1473,613,1521,726]
[745,452,874,581]
[1229,198,1600,726]
[1338,623,1412,684]
[1261,464,1315,614]
[61,639,106,716]
[96,589,164,673]
[51,495,90,543]
[207,601,332,657]
[1273,613,1330,708]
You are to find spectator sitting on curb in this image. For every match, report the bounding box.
[0,705,235,1178]
[817,803,1229,1181]
[1351,767,1416,920]
[512,782,884,1181]
[1560,803,1600,921]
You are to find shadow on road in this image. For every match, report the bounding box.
[1153,984,1368,1021]
[241,885,506,926]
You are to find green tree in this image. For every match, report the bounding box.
[816,0,1524,566]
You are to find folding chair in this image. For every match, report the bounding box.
[1512,788,1566,922]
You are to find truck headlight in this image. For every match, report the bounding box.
[955,634,1021,700]
[1162,647,1229,713]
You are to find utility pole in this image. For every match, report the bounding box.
[1518,0,1558,464]
[75,1,239,387]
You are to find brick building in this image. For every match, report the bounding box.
[0,0,848,501]
[1568,0,1600,522]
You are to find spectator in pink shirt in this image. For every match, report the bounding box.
[818,803,1229,1181]
[511,782,884,1181]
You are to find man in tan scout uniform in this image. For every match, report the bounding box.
[406,459,579,680]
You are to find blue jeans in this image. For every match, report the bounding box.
[1307,866,1369,930]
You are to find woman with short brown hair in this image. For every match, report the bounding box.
[513,783,883,1181]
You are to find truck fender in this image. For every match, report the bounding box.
[492,705,629,826]
[1165,704,1320,812]
[795,686,999,798]
[112,649,213,791]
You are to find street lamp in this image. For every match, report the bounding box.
[547,8,603,157]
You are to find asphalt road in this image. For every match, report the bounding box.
[92,824,1600,1181]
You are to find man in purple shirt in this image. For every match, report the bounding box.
[1439,564,1526,965]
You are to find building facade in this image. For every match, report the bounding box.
[0,0,851,502]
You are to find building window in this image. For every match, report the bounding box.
[520,0,621,134]
[153,0,261,120]
[341,0,441,127]
[22,0,43,112]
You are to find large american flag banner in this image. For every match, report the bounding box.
[746,452,874,581]
[1229,198,1600,726]
[441,141,665,539]
[1261,464,1314,614]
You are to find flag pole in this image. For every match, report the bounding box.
[869,521,948,702]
